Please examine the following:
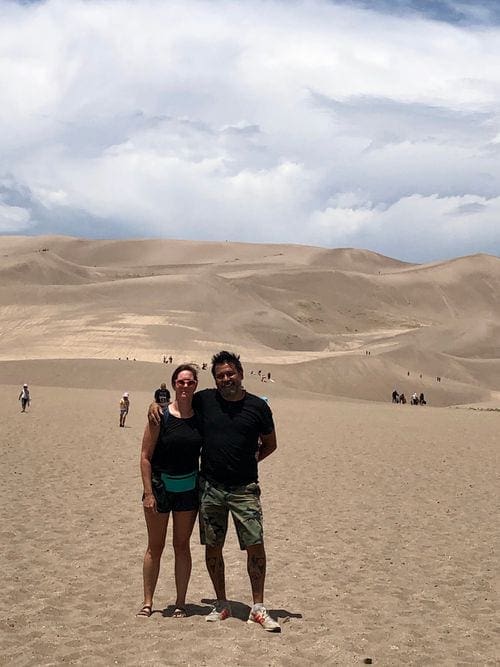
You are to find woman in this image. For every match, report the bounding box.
[137,364,202,618]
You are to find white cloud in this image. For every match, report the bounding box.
[307,193,500,259]
[0,202,31,231]
[0,0,499,260]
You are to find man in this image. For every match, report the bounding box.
[153,382,171,406]
[149,350,280,632]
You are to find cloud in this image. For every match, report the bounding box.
[331,1,500,26]
[307,193,500,260]
[0,202,31,232]
[0,0,499,261]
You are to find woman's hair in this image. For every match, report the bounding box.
[171,364,198,387]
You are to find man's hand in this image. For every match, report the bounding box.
[148,401,163,425]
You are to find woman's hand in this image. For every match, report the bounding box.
[143,492,157,512]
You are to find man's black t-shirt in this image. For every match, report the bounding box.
[193,389,274,486]
[154,387,170,404]
[151,409,202,475]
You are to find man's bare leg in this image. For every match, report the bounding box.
[205,545,227,601]
[246,543,280,631]
[246,543,266,604]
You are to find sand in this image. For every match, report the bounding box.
[0,370,498,665]
[0,236,499,665]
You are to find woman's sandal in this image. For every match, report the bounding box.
[172,606,187,618]
[136,604,152,618]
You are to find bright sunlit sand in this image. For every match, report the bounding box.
[0,236,498,665]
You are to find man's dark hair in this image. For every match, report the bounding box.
[211,350,243,377]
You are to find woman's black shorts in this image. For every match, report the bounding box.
[143,472,199,513]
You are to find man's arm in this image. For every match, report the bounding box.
[147,401,164,425]
[257,430,277,462]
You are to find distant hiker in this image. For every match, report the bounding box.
[399,393,407,404]
[411,392,419,405]
[120,393,130,427]
[154,383,171,407]
[419,393,426,405]
[19,384,31,412]
[391,389,399,404]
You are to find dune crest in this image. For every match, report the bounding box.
[0,235,498,406]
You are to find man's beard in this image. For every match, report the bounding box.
[219,383,240,398]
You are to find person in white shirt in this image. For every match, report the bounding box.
[18,384,31,412]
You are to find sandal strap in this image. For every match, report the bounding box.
[136,605,152,616]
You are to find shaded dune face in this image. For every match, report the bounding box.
[0,235,498,406]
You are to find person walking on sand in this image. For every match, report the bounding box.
[138,364,202,619]
[120,392,130,427]
[149,350,281,632]
[154,383,171,407]
[19,383,31,412]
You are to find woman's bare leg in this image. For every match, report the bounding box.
[172,510,197,607]
[142,510,169,608]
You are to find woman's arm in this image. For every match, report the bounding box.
[140,421,160,509]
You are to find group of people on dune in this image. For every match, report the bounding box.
[392,389,426,405]
[136,350,281,632]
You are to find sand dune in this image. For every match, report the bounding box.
[1,236,499,665]
[0,235,498,406]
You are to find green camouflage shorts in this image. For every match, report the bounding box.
[199,477,264,550]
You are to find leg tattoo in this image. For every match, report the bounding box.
[205,548,226,601]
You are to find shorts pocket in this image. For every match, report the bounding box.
[245,482,261,497]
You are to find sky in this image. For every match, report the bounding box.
[1,0,499,262]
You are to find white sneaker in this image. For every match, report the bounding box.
[205,601,231,622]
[247,605,281,632]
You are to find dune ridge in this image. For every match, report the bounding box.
[0,235,498,406]
[1,235,499,665]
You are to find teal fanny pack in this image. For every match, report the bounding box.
[161,471,198,493]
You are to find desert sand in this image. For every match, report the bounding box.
[0,236,498,665]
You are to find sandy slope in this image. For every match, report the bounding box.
[0,235,498,665]
[0,373,498,666]
[0,235,498,406]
